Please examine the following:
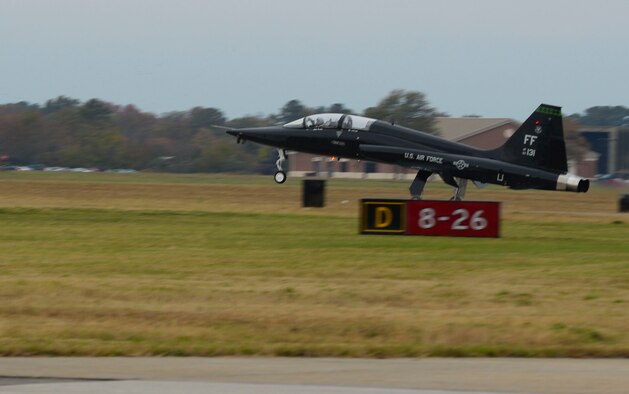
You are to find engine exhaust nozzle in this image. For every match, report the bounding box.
[557,174,589,193]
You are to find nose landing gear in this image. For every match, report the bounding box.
[274,171,286,184]
[274,149,287,184]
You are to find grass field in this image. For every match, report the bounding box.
[0,172,628,357]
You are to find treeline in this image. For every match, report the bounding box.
[568,106,629,127]
[0,90,439,172]
[0,90,618,172]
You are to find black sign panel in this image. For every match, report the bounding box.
[360,199,406,234]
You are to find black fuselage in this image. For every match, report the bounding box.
[227,106,589,196]
[233,121,481,160]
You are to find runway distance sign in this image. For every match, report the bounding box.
[360,200,406,234]
[360,199,500,238]
[406,200,500,237]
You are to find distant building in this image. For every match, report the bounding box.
[571,150,599,178]
[579,126,629,175]
[434,117,519,149]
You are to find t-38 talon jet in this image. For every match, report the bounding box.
[226,104,589,200]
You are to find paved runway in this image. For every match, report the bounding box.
[1,357,628,394]
[0,380,530,394]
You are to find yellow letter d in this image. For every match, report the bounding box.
[375,207,393,228]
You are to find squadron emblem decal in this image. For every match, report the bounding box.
[453,159,469,170]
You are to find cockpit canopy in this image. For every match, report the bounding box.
[283,113,376,131]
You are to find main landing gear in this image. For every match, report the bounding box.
[450,178,468,201]
[409,170,468,201]
[442,173,468,201]
[409,170,431,200]
[274,149,287,184]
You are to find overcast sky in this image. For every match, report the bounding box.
[1,0,628,120]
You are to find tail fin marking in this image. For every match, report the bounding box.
[494,104,567,173]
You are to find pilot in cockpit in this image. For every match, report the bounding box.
[322,117,336,128]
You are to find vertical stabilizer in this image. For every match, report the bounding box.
[495,104,567,173]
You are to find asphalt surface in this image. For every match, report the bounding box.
[1,357,628,394]
[0,380,528,394]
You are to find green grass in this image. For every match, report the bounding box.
[0,172,628,357]
[0,170,415,189]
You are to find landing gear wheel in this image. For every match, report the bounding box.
[274,171,287,184]
[274,149,287,184]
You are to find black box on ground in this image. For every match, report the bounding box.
[303,179,325,208]
[620,194,629,212]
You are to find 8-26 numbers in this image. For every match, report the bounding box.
[418,208,488,231]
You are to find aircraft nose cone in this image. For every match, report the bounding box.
[227,127,287,147]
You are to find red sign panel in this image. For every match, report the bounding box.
[406,200,500,238]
